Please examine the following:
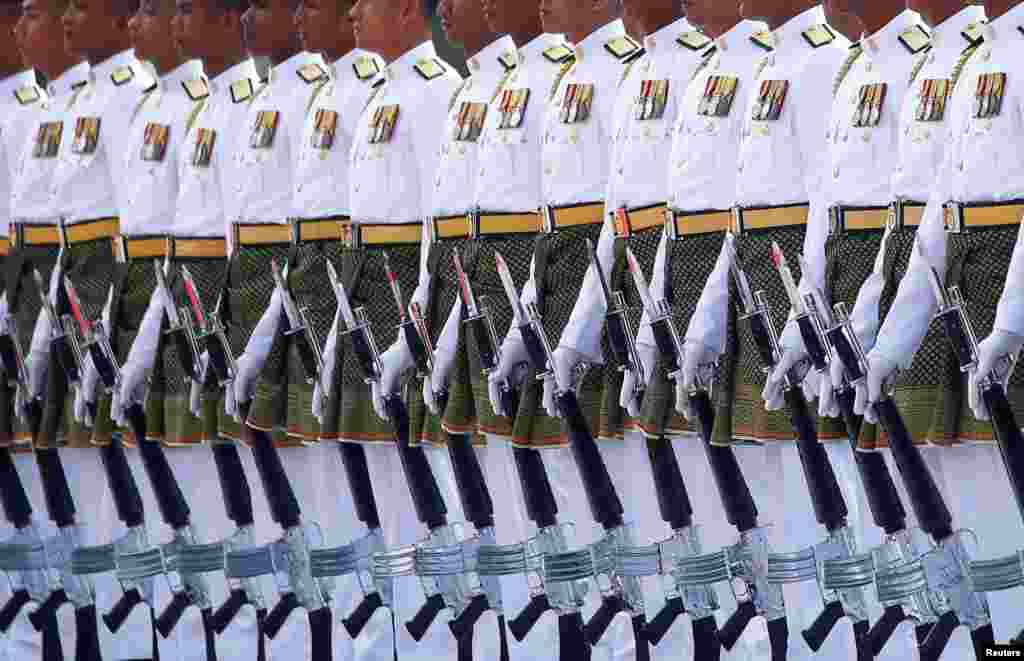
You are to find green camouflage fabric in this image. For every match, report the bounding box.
[324,243,420,444]
[457,233,535,441]
[946,224,1024,443]
[642,229,730,440]
[512,222,611,448]
[37,236,116,449]
[221,241,291,443]
[711,225,805,446]
[408,235,477,447]
[249,239,344,443]
[823,228,884,447]
[5,242,60,444]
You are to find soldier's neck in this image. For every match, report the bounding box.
[0,65,23,82]
[325,41,355,64]
[704,17,743,40]
[509,25,541,48]
[378,26,433,63]
[42,55,82,83]
[985,0,1022,21]
[917,0,962,28]
[267,46,301,67]
[763,1,817,31]
[570,15,618,45]
[85,42,131,66]
[202,50,246,79]
[465,30,502,60]
[859,4,902,37]
[632,10,681,40]
[152,54,187,77]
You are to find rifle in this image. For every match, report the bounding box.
[270,259,328,413]
[34,265,83,389]
[180,266,236,386]
[726,237,870,659]
[380,253,501,660]
[588,239,645,401]
[153,259,201,382]
[0,299,33,420]
[827,287,993,659]
[495,249,644,660]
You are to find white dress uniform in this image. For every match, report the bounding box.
[345,39,460,661]
[870,5,1024,650]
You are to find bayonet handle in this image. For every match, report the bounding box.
[0,590,31,632]
[210,442,255,528]
[35,448,76,529]
[98,440,144,529]
[0,447,33,528]
[137,438,191,530]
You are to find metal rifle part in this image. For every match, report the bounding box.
[326,260,382,385]
[35,267,82,384]
[829,299,993,658]
[920,241,1024,523]
[62,279,120,397]
[453,252,518,414]
[729,237,872,657]
[595,243,644,396]
[270,259,327,411]
[494,250,646,658]
[180,266,236,385]
[0,304,31,412]
[153,259,201,381]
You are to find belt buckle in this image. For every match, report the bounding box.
[289,218,301,245]
[887,201,901,230]
[428,216,440,244]
[541,205,556,234]
[11,224,22,250]
[165,236,175,260]
[828,206,842,236]
[114,236,127,263]
[467,208,481,239]
[664,208,678,241]
[730,206,744,236]
[338,221,355,249]
[613,207,631,238]
[944,202,965,233]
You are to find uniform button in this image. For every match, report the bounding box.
[833,167,840,178]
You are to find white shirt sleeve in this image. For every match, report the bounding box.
[685,239,733,355]
[557,214,615,362]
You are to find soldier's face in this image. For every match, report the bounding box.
[63,0,123,59]
[241,0,295,57]
[129,0,175,63]
[348,0,391,54]
[295,0,351,55]
[173,0,220,59]
[437,0,487,50]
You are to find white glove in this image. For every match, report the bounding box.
[854,351,900,425]
[115,360,149,426]
[763,322,810,411]
[818,358,842,419]
[543,347,585,419]
[231,354,261,421]
[26,352,48,403]
[371,342,413,422]
[676,341,718,421]
[74,356,98,427]
[423,344,457,416]
[969,330,1024,421]
[619,344,655,417]
[189,352,210,419]
[488,336,529,417]
[224,378,238,420]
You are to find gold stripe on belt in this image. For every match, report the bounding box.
[433,215,472,240]
[732,205,809,234]
[666,209,731,239]
[895,202,925,228]
[829,206,889,234]
[612,204,666,238]
[19,224,61,246]
[294,217,347,243]
[114,236,168,262]
[543,202,604,232]
[477,212,542,235]
[0,238,9,256]
[234,223,292,246]
[63,217,119,244]
[171,237,227,259]
[945,202,1024,232]
[338,221,423,248]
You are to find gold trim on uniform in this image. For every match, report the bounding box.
[753,80,788,121]
[677,30,712,51]
[292,217,347,243]
[414,58,446,80]
[14,85,40,105]
[338,221,422,248]
[192,128,216,167]
[498,51,518,71]
[368,104,399,143]
[71,116,100,154]
[230,78,254,103]
[297,63,327,84]
[852,82,887,127]
[612,204,666,238]
[33,121,62,158]
[542,45,574,63]
[61,218,119,244]
[140,122,170,162]
[605,35,641,59]
[311,108,338,150]
[170,237,226,258]
[731,204,809,234]
[916,79,950,121]
[974,72,1006,119]
[453,102,487,141]
[114,236,168,262]
[898,25,931,54]
[181,78,210,101]
[541,202,604,232]
[750,31,774,51]
[498,88,529,129]
[802,25,836,48]
[234,223,292,246]
[634,79,669,121]
[560,83,594,123]
[111,66,134,85]
[353,56,380,80]
[665,209,732,239]
[698,75,738,117]
[249,110,279,148]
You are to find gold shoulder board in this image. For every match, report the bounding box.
[898,25,931,54]
[750,31,773,51]
[964,22,986,45]
[677,30,711,52]
[182,78,209,101]
[414,58,446,80]
[802,25,836,48]
[297,63,327,84]
[499,51,518,71]
[353,56,380,81]
[230,78,254,103]
[111,66,135,85]
[605,35,641,59]
[14,85,40,105]
[543,44,574,63]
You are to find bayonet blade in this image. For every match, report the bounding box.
[180,265,207,330]
[271,259,302,330]
[382,252,407,322]
[326,260,358,330]
[62,276,91,337]
[153,259,182,329]
[453,252,479,317]
[587,238,613,308]
[494,251,524,323]
[916,241,949,309]
[625,247,656,316]
[770,242,804,313]
[724,235,756,314]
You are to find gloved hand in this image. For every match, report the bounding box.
[818,358,842,419]
[969,330,1024,421]
[231,354,261,422]
[371,342,413,422]
[115,360,150,427]
[763,322,810,411]
[543,346,586,418]
[853,351,901,425]
[189,352,210,419]
[619,344,655,418]
[488,336,529,417]
[74,356,98,427]
[423,344,457,416]
[676,341,718,420]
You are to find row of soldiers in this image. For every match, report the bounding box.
[0,0,1022,658]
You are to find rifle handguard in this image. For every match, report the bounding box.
[512,447,557,530]
[211,443,256,528]
[155,590,191,638]
[507,593,551,641]
[692,615,722,661]
[35,448,76,529]
[103,587,143,633]
[40,604,63,661]
[309,607,332,661]
[644,596,683,645]
[263,591,300,639]
[917,610,958,661]
[632,615,651,661]
[28,589,69,632]
[248,428,301,529]
[558,390,625,530]
[867,604,906,656]
[801,600,843,651]
[138,438,190,530]
[341,591,383,639]
[75,605,102,661]
[0,448,32,527]
[338,443,381,530]
[558,612,590,661]
[405,592,446,641]
[718,600,756,650]
[982,384,1024,524]
[448,593,489,641]
[583,593,626,645]
[210,588,248,634]
[199,608,217,661]
[767,617,789,661]
[98,440,145,529]
[785,386,849,531]
[0,589,30,632]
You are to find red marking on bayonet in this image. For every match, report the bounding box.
[63,277,91,337]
